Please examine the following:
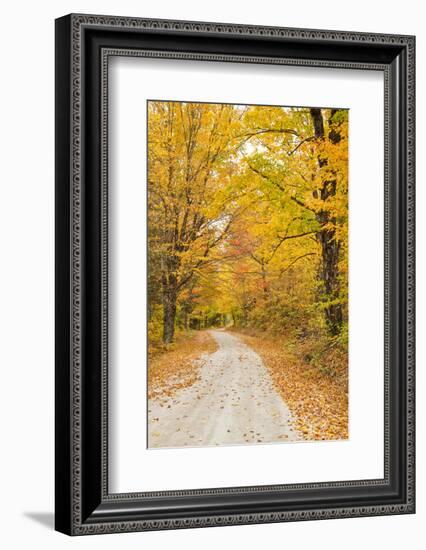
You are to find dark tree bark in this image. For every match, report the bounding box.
[261,262,269,298]
[162,283,177,344]
[161,254,179,343]
[310,108,343,336]
[316,222,342,335]
[310,108,325,142]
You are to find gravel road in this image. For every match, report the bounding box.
[148,330,301,448]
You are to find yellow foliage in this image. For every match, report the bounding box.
[148,102,349,342]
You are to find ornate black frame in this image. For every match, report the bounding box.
[55,13,415,535]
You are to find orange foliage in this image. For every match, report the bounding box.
[238,331,348,441]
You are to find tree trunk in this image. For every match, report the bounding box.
[162,284,177,344]
[317,226,342,335]
[310,108,343,336]
[261,262,269,298]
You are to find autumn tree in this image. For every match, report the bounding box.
[148,101,242,343]
[148,101,348,346]
[240,106,348,335]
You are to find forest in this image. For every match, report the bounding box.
[147,101,349,447]
[148,101,348,347]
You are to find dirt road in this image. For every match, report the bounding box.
[148,330,301,448]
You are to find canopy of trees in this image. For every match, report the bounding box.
[147,101,348,347]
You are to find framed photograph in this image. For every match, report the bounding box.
[55,14,415,535]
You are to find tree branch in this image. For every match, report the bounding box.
[281,252,316,273]
[278,230,317,241]
[237,127,299,145]
[288,135,315,155]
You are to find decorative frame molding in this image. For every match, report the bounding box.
[55,13,415,535]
